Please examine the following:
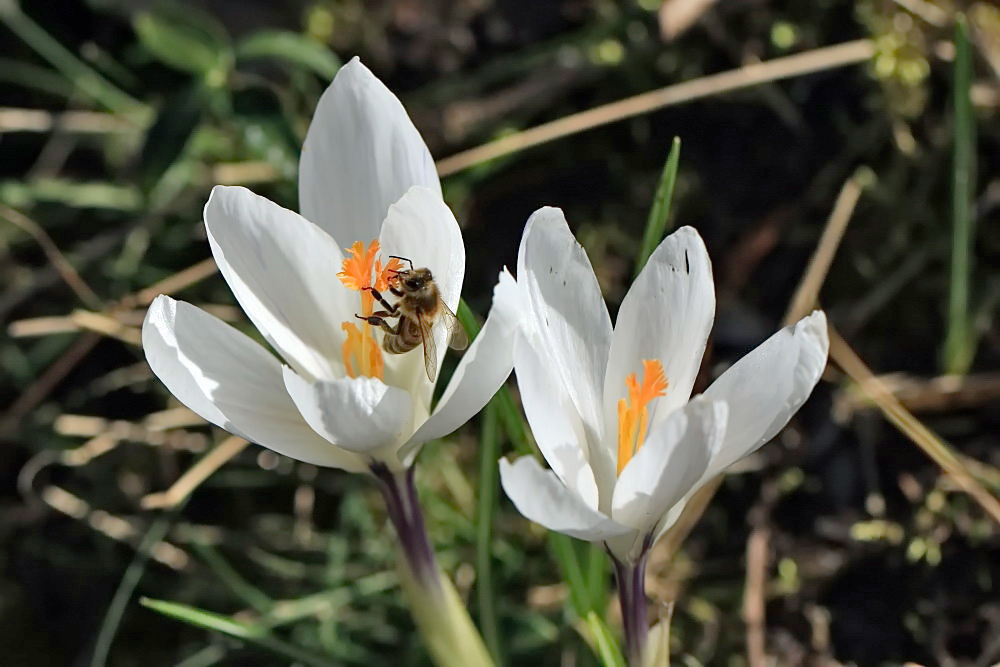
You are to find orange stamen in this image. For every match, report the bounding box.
[616,359,669,475]
[341,321,383,379]
[337,240,376,289]
[336,240,401,380]
[375,255,403,292]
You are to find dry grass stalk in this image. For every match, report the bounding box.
[435,40,876,176]
[743,525,770,667]
[40,485,189,570]
[828,327,1000,524]
[141,436,250,510]
[659,0,719,41]
[0,203,102,309]
[0,107,135,134]
[783,170,867,326]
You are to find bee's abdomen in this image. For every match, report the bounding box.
[383,319,421,354]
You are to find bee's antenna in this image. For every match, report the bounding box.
[389,255,414,271]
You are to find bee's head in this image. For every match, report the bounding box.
[395,267,432,292]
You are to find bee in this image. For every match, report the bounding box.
[357,256,468,382]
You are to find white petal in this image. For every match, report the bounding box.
[299,57,440,245]
[142,296,365,472]
[611,397,724,536]
[511,330,600,509]
[603,226,714,444]
[376,186,466,402]
[702,310,829,479]
[282,367,412,455]
[401,269,518,461]
[378,187,464,311]
[517,207,614,496]
[649,501,689,550]
[499,457,635,543]
[204,185,352,382]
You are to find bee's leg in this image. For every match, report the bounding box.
[362,287,398,313]
[388,286,404,297]
[355,313,400,335]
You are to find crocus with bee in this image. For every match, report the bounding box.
[141,58,513,665]
[499,209,829,664]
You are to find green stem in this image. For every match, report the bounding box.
[373,463,494,667]
[944,15,975,375]
[611,555,649,666]
[396,561,495,667]
[476,400,503,664]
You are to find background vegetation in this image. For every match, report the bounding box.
[1,0,999,664]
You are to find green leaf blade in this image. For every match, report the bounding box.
[141,598,268,640]
[141,598,339,667]
[133,4,232,76]
[138,84,207,192]
[944,16,976,375]
[584,611,627,667]
[476,400,503,665]
[235,31,341,79]
[635,137,681,278]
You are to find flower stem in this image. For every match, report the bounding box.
[612,554,649,666]
[371,463,495,667]
[372,463,439,592]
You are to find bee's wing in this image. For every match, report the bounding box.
[417,312,439,383]
[437,299,469,351]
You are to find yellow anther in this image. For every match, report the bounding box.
[336,239,401,379]
[616,359,669,475]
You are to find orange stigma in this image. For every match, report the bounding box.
[337,240,402,379]
[616,359,669,476]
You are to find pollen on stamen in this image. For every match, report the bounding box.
[337,239,396,380]
[337,240,404,293]
[637,359,669,404]
[375,255,403,291]
[616,359,669,476]
[337,239,379,291]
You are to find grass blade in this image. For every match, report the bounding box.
[944,15,976,375]
[457,299,530,456]
[584,542,609,620]
[635,137,681,277]
[140,598,340,667]
[90,509,182,667]
[582,611,627,667]
[459,299,609,654]
[476,400,503,664]
[0,2,144,115]
[457,299,483,340]
[548,535,591,617]
[235,30,341,79]
[192,542,274,614]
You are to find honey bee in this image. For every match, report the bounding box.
[357,255,469,382]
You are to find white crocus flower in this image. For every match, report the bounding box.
[500,209,829,566]
[142,57,518,477]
